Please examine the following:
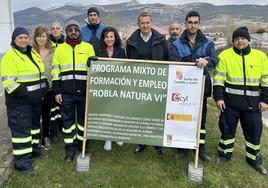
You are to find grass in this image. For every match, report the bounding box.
[2,98,268,188]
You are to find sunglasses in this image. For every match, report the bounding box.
[67,27,80,33]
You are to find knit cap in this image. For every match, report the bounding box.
[232,27,250,42]
[65,20,80,30]
[87,7,99,16]
[12,27,29,41]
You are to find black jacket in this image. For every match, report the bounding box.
[126,28,169,60]
[99,47,126,58]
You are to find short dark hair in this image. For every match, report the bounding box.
[100,27,122,51]
[137,12,152,24]
[185,11,200,22]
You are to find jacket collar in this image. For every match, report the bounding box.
[233,45,251,56]
[84,18,100,26]
[180,29,207,44]
[12,42,32,54]
[127,28,164,46]
[49,34,65,44]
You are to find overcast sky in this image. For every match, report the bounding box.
[12,0,268,11]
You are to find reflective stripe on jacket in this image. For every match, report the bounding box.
[213,47,268,111]
[51,41,95,95]
[0,47,47,105]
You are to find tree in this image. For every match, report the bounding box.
[256,28,266,34]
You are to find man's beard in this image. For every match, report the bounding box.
[68,34,80,39]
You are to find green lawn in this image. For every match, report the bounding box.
[3,99,268,188]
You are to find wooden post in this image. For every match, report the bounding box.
[194,75,206,168]
[81,68,90,158]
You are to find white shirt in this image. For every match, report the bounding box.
[140,30,152,42]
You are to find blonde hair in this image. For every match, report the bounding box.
[33,26,52,53]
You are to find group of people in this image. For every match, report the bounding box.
[0,7,268,177]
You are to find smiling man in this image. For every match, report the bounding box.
[126,12,169,61]
[126,12,169,156]
[170,11,218,162]
[49,21,65,47]
[52,20,95,163]
[168,22,181,43]
[81,7,106,56]
[213,27,268,175]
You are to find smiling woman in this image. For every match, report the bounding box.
[32,26,60,151]
[0,26,48,176]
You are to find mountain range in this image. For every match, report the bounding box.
[14,0,268,32]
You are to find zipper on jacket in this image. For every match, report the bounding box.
[29,51,42,86]
[72,47,76,93]
[241,50,247,109]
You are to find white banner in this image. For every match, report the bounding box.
[163,65,203,149]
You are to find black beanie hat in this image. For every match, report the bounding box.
[87,7,99,16]
[12,27,29,41]
[232,27,250,42]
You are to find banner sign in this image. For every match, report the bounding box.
[87,60,203,149]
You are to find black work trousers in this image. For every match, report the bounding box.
[41,90,62,139]
[61,93,86,156]
[217,107,263,166]
[7,103,41,171]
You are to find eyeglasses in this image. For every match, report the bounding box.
[67,27,79,33]
[186,21,199,25]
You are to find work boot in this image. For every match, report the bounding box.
[41,137,51,150]
[173,148,189,160]
[251,164,267,175]
[64,155,74,163]
[173,152,188,160]
[216,156,230,165]
[155,146,165,156]
[25,169,37,177]
[18,169,37,177]
[199,153,211,162]
[134,145,146,154]
[64,149,75,163]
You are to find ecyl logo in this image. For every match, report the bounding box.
[171,93,189,103]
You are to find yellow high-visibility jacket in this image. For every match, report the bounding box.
[213,46,268,111]
[51,41,95,95]
[0,46,48,105]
